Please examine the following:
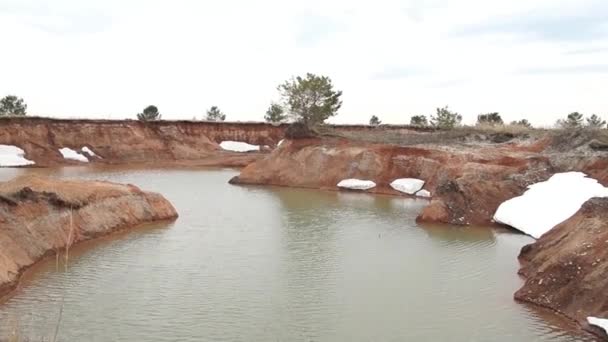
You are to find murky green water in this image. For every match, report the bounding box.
[0,167,593,341]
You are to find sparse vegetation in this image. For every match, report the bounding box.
[557,112,584,128]
[431,106,462,129]
[510,119,532,128]
[264,103,287,123]
[0,95,27,116]
[206,106,226,121]
[369,115,381,126]
[137,105,161,121]
[477,112,503,126]
[410,115,428,127]
[586,114,606,129]
[278,73,342,127]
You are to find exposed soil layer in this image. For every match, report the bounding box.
[0,175,178,300]
[515,198,608,340]
[0,118,287,167]
[232,129,608,226]
[0,117,480,167]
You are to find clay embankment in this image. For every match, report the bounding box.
[515,198,608,340]
[0,117,449,168]
[0,175,178,299]
[232,129,607,225]
[0,118,288,167]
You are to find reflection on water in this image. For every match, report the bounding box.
[0,166,594,341]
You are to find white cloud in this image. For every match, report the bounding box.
[0,0,606,126]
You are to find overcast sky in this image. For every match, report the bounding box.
[0,0,607,126]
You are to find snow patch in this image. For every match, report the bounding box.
[0,145,35,167]
[337,179,376,191]
[415,189,431,198]
[493,172,608,239]
[220,141,260,152]
[81,146,100,158]
[59,147,89,162]
[390,178,425,194]
[588,317,608,334]
[277,139,285,146]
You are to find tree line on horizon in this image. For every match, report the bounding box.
[136,105,226,122]
[1,79,607,130]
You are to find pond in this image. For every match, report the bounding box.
[0,167,592,341]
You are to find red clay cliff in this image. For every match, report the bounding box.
[0,118,287,167]
[232,129,608,226]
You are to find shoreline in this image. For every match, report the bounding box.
[0,175,179,306]
[0,219,176,305]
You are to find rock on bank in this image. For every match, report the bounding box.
[0,175,178,299]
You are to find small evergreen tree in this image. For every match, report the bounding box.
[557,112,584,128]
[278,73,342,126]
[477,112,503,126]
[206,106,226,121]
[264,103,287,123]
[431,106,462,129]
[369,115,381,126]
[410,115,428,127]
[586,114,606,128]
[137,105,161,121]
[509,119,532,128]
[0,95,27,116]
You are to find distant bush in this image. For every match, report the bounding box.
[0,95,27,116]
[206,106,226,121]
[410,115,428,127]
[137,105,161,121]
[431,106,461,129]
[509,119,532,128]
[369,115,381,126]
[556,112,584,128]
[586,114,606,129]
[264,103,286,123]
[477,112,503,126]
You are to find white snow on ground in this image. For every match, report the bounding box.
[493,172,608,239]
[81,146,100,158]
[220,141,260,152]
[277,139,285,146]
[390,178,425,194]
[415,189,431,198]
[588,317,608,334]
[337,179,376,190]
[59,147,89,162]
[0,145,35,167]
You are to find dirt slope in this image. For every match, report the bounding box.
[0,175,178,299]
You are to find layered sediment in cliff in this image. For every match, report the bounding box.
[232,129,607,225]
[0,175,178,299]
[514,198,608,340]
[0,118,287,167]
